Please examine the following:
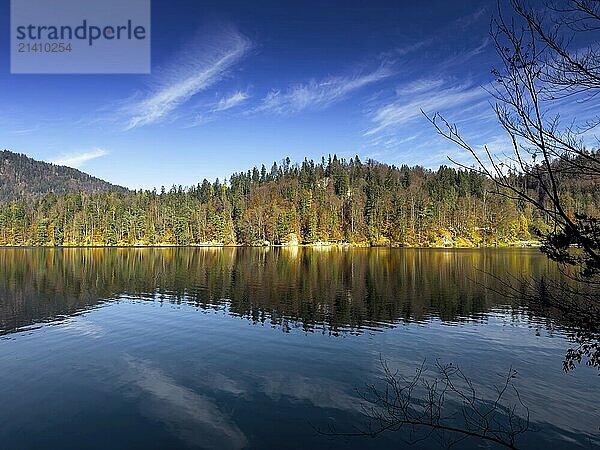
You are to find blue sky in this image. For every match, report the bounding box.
[0,0,536,189]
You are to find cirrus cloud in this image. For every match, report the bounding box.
[213,91,250,112]
[256,64,394,115]
[123,25,253,130]
[49,148,108,168]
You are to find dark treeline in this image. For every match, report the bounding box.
[0,155,598,246]
[0,150,126,201]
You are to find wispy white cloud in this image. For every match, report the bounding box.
[9,128,38,136]
[395,78,445,96]
[256,65,393,115]
[394,39,433,56]
[123,25,252,130]
[457,5,489,28]
[50,148,108,168]
[378,39,434,62]
[364,80,488,136]
[373,133,421,149]
[438,37,491,70]
[213,91,249,112]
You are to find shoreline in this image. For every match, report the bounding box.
[0,241,542,249]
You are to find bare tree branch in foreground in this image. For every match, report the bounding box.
[424,0,600,372]
[427,0,600,280]
[318,358,531,449]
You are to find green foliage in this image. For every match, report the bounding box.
[0,154,596,247]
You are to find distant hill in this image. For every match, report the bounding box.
[0,150,127,201]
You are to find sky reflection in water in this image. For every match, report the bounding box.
[0,247,598,449]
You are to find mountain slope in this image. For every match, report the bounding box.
[0,150,127,201]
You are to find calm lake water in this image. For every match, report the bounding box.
[0,247,598,449]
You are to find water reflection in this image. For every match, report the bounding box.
[124,356,248,450]
[0,247,561,336]
[0,248,598,449]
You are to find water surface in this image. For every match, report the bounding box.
[0,248,597,449]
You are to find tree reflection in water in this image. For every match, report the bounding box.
[0,247,562,335]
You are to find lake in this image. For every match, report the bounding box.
[0,247,598,449]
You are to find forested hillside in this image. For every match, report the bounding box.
[0,154,598,247]
[0,150,127,201]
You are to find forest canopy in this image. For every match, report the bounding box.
[0,153,597,247]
